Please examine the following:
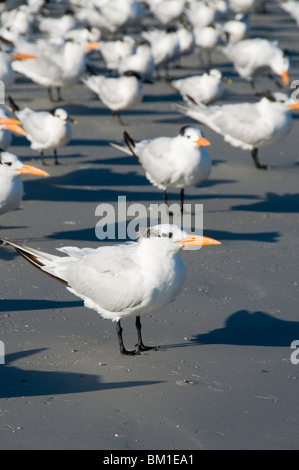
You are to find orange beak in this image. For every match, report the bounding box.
[17,164,49,176]
[289,102,299,110]
[175,233,221,247]
[12,53,37,60]
[85,42,101,51]
[0,117,26,136]
[195,136,211,146]
[281,70,289,86]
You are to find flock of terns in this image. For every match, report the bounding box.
[0,0,298,355]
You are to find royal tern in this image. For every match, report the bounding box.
[99,36,135,72]
[174,93,299,169]
[8,96,76,165]
[0,38,37,87]
[220,13,250,44]
[38,10,78,36]
[142,26,180,73]
[221,38,290,88]
[0,225,220,355]
[12,38,100,101]
[194,25,222,64]
[280,0,299,26]
[117,42,155,83]
[0,151,49,216]
[184,0,217,27]
[149,0,186,24]
[82,70,143,124]
[177,24,195,59]
[228,0,256,13]
[111,126,212,211]
[98,0,144,32]
[165,69,223,105]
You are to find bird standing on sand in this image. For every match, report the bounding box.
[82,70,143,124]
[174,93,299,169]
[8,95,76,165]
[220,38,290,89]
[111,126,212,211]
[0,225,220,355]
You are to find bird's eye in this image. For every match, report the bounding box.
[4,162,12,166]
[169,232,173,238]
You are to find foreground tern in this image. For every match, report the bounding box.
[8,96,76,165]
[111,126,212,211]
[174,94,299,169]
[0,225,220,355]
[0,151,49,216]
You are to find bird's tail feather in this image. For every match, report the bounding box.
[109,141,132,155]
[123,131,139,160]
[7,95,20,112]
[163,76,179,94]
[0,238,69,286]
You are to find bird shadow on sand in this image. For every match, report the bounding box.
[232,192,299,213]
[0,299,82,313]
[0,349,163,398]
[166,310,299,349]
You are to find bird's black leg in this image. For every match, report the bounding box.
[48,87,63,102]
[56,87,63,101]
[251,148,270,170]
[180,188,184,213]
[53,149,60,165]
[135,316,158,352]
[40,150,46,166]
[163,190,168,205]
[111,111,125,125]
[48,87,54,102]
[116,320,138,355]
[268,73,283,89]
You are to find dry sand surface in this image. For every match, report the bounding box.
[0,1,299,450]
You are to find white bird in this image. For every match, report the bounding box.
[117,41,155,83]
[111,126,212,211]
[8,95,76,165]
[78,0,144,32]
[280,0,299,26]
[99,36,136,72]
[0,40,37,87]
[194,25,222,64]
[81,70,143,124]
[142,26,180,73]
[38,9,78,36]
[221,38,290,89]
[0,110,27,149]
[228,0,256,13]
[184,0,217,27]
[0,151,49,216]
[173,93,299,169]
[12,38,100,101]
[165,69,224,105]
[0,225,220,355]
[177,24,195,59]
[220,13,250,44]
[149,0,186,24]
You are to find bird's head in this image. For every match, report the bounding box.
[138,224,220,250]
